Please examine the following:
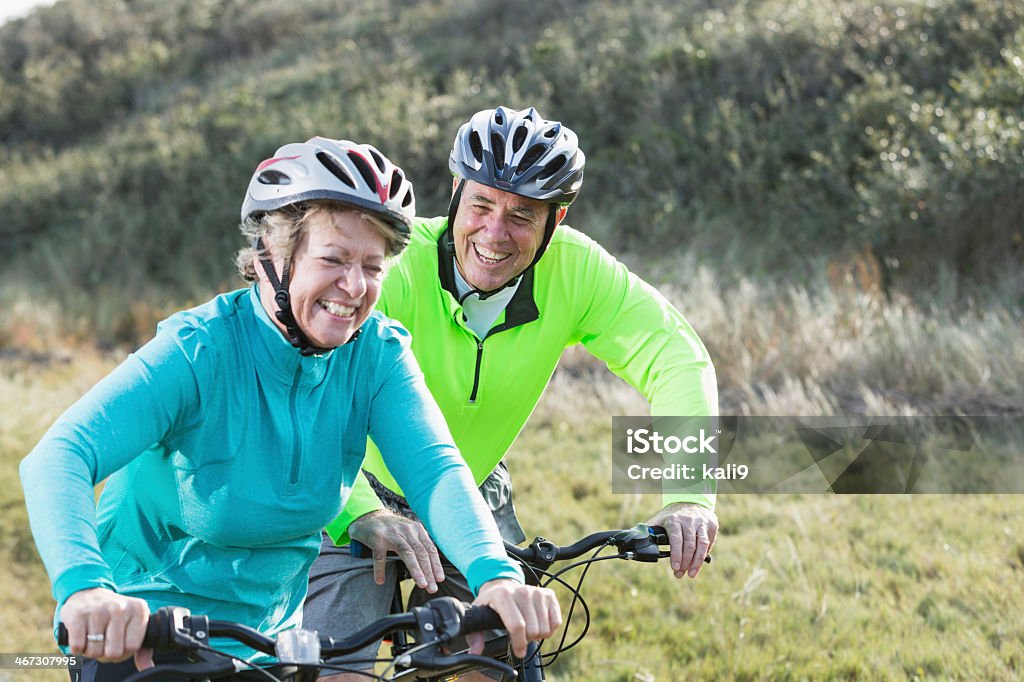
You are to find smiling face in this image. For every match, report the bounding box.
[451,180,563,292]
[258,207,387,349]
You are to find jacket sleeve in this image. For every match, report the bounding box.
[367,327,523,593]
[565,236,719,509]
[324,468,383,545]
[19,327,206,608]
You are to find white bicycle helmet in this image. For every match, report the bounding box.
[448,106,585,206]
[242,136,415,238]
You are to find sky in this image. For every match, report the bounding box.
[0,0,58,26]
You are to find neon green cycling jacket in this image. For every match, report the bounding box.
[327,216,718,542]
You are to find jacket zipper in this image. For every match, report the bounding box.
[469,340,484,404]
[288,362,303,486]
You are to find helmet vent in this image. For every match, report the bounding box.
[517,144,546,174]
[544,127,558,138]
[469,131,484,162]
[257,169,292,185]
[494,110,504,125]
[537,154,567,180]
[348,153,380,192]
[511,125,528,152]
[369,148,387,173]
[389,170,403,199]
[490,132,506,167]
[316,152,356,188]
[401,190,414,208]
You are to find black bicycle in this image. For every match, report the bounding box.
[58,525,709,681]
[367,523,712,681]
[58,596,512,681]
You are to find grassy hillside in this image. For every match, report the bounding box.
[1,0,1023,346]
[4,278,1023,679]
[2,350,1023,681]
[2,1,1022,679]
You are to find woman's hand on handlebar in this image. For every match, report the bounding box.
[347,510,446,593]
[471,578,562,658]
[59,587,153,668]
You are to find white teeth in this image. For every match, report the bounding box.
[320,300,355,317]
[474,244,510,263]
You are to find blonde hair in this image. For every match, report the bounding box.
[235,201,405,282]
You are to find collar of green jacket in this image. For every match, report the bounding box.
[436,224,540,336]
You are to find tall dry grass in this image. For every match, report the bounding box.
[1,252,1021,680]
[551,252,1023,421]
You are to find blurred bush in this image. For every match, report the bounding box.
[1,0,1021,343]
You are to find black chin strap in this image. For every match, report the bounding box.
[257,238,357,356]
[528,205,558,269]
[445,179,467,251]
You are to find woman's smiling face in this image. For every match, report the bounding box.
[260,208,387,349]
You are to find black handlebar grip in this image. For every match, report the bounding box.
[459,605,505,635]
[57,615,166,648]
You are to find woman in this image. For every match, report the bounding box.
[20,137,560,681]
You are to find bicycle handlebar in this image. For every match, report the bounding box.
[57,597,512,681]
[344,524,714,678]
[505,524,712,575]
[62,525,712,679]
[351,523,712,567]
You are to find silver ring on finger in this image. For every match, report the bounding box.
[86,633,105,642]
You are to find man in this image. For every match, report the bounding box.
[305,107,719,680]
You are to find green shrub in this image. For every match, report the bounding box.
[1,0,1021,344]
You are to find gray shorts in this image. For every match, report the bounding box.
[303,462,526,673]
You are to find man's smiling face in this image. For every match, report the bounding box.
[451,181,550,292]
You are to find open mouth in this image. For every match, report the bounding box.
[473,243,512,265]
[318,299,356,318]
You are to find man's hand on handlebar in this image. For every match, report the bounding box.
[471,578,562,659]
[645,502,718,579]
[59,587,153,669]
[347,509,445,593]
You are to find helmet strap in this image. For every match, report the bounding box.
[256,238,338,356]
[444,179,467,259]
[527,205,558,269]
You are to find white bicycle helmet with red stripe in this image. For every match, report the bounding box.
[241,137,416,355]
[242,136,415,240]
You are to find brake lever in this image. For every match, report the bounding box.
[123,650,238,682]
[401,599,517,678]
[613,524,661,562]
[406,650,517,680]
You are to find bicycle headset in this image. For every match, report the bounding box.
[240,137,416,356]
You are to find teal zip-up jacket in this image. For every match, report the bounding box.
[20,286,522,657]
[328,217,718,541]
